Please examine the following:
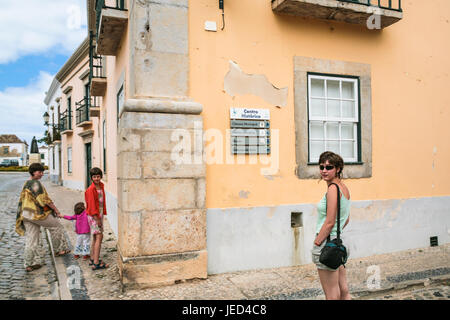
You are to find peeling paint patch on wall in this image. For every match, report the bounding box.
[224,61,288,107]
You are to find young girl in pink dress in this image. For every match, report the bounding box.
[63,202,91,260]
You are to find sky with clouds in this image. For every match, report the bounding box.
[0,0,88,148]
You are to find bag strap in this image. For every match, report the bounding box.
[327,182,341,242]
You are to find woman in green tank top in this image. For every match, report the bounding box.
[311,151,351,300]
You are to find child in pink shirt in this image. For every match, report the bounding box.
[63,202,91,260]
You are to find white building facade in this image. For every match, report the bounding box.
[44,78,63,185]
[38,145,49,167]
[0,135,28,166]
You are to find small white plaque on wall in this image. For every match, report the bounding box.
[205,21,217,32]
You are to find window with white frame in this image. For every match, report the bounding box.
[67,147,72,173]
[308,74,360,163]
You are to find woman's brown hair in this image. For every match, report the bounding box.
[319,151,344,179]
[89,167,103,179]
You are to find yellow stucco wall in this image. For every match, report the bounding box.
[188,0,450,209]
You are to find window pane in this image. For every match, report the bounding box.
[310,140,324,161]
[341,141,355,159]
[341,123,354,139]
[327,80,340,98]
[311,78,325,97]
[326,141,339,154]
[310,98,326,117]
[327,99,340,118]
[342,81,354,99]
[326,122,339,139]
[342,100,355,118]
[310,122,324,139]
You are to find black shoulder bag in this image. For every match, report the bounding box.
[319,183,348,269]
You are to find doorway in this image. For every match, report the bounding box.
[85,142,92,188]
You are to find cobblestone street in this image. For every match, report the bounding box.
[0,172,57,300]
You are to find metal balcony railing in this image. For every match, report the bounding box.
[95,0,127,39]
[89,31,106,80]
[60,110,71,132]
[76,97,91,124]
[76,96,99,124]
[51,125,61,141]
[337,0,402,12]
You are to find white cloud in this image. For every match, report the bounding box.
[0,0,87,64]
[0,71,53,146]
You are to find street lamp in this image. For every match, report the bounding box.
[43,112,50,126]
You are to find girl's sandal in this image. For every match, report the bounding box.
[92,260,109,270]
[89,259,94,266]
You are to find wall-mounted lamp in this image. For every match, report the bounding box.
[219,0,225,30]
[43,112,49,126]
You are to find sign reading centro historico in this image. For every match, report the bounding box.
[230,108,271,154]
[230,108,270,120]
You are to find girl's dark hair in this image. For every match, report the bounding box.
[319,151,344,179]
[89,167,103,179]
[74,202,85,215]
[29,163,45,176]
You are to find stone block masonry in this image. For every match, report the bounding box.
[116,0,206,289]
[117,110,206,288]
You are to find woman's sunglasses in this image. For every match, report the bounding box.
[319,165,335,171]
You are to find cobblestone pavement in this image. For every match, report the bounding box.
[0,172,58,300]
[43,176,450,301]
[43,179,121,300]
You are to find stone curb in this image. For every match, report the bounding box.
[44,229,74,300]
[51,229,90,300]
[44,229,61,300]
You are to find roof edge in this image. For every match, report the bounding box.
[55,37,90,83]
[44,77,61,106]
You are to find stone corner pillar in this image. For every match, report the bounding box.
[117,0,207,290]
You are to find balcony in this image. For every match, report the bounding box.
[89,95,101,118]
[60,110,73,134]
[272,0,403,29]
[75,97,94,127]
[95,0,128,56]
[89,31,107,97]
[51,126,61,143]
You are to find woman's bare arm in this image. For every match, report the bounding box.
[47,202,62,217]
